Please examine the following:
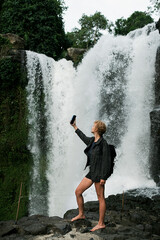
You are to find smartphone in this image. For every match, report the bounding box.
[70,115,76,124]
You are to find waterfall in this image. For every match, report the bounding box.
[26,23,160,217]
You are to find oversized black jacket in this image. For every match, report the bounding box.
[75,128,111,181]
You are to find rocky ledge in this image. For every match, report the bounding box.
[0,191,160,240]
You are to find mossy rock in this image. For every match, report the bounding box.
[0,55,32,220]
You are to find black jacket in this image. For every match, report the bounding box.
[75,128,111,181]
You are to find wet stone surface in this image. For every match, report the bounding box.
[0,192,160,240]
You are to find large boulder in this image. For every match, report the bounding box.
[67,47,86,64]
[0,33,25,50]
[0,33,25,62]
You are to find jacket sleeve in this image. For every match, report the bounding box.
[75,128,93,145]
[100,140,111,180]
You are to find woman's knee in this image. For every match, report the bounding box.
[97,193,105,201]
[75,188,82,197]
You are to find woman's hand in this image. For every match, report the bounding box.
[100,179,106,185]
[71,119,78,130]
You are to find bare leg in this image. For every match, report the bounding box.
[90,182,106,231]
[71,177,93,221]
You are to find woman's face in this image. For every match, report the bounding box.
[91,122,98,134]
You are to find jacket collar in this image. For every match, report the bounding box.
[84,136,103,153]
[94,136,103,145]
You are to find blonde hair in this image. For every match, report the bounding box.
[94,120,107,136]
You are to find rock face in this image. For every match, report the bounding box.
[149,44,160,186]
[0,33,25,50]
[156,18,160,34]
[67,47,86,64]
[0,192,160,240]
[0,34,31,221]
[0,33,25,62]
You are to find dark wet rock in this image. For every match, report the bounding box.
[149,22,160,186]
[0,215,71,239]
[70,233,76,238]
[78,227,90,233]
[135,224,144,231]
[152,222,160,236]
[52,221,71,235]
[106,222,116,227]
[144,223,152,232]
[0,192,160,239]
[84,201,99,212]
[0,235,33,240]
[155,46,160,102]
[0,33,25,63]
[152,235,160,240]
[70,218,92,229]
[64,209,78,220]
[156,18,160,34]
[0,221,18,237]
[149,44,160,186]
[85,211,100,221]
[67,47,86,63]
[0,33,24,50]
[22,222,47,235]
[129,211,145,224]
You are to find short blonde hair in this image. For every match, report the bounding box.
[94,120,107,136]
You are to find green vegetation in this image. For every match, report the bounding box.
[66,10,154,51]
[67,12,111,49]
[0,47,32,220]
[0,0,67,60]
[114,11,154,36]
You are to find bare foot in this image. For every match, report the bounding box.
[90,224,105,232]
[71,214,85,222]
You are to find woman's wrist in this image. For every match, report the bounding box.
[74,126,78,130]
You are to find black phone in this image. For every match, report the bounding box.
[70,115,76,124]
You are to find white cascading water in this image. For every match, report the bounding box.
[26,23,160,217]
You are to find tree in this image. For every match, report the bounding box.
[67,12,110,49]
[114,18,127,36]
[0,0,4,12]
[0,0,67,59]
[114,11,154,36]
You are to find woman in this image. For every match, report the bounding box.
[70,119,111,232]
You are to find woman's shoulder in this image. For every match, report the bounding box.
[102,137,108,144]
[101,137,109,148]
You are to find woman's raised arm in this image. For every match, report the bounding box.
[71,119,92,145]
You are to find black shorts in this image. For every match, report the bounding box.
[85,171,92,180]
[85,171,100,183]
